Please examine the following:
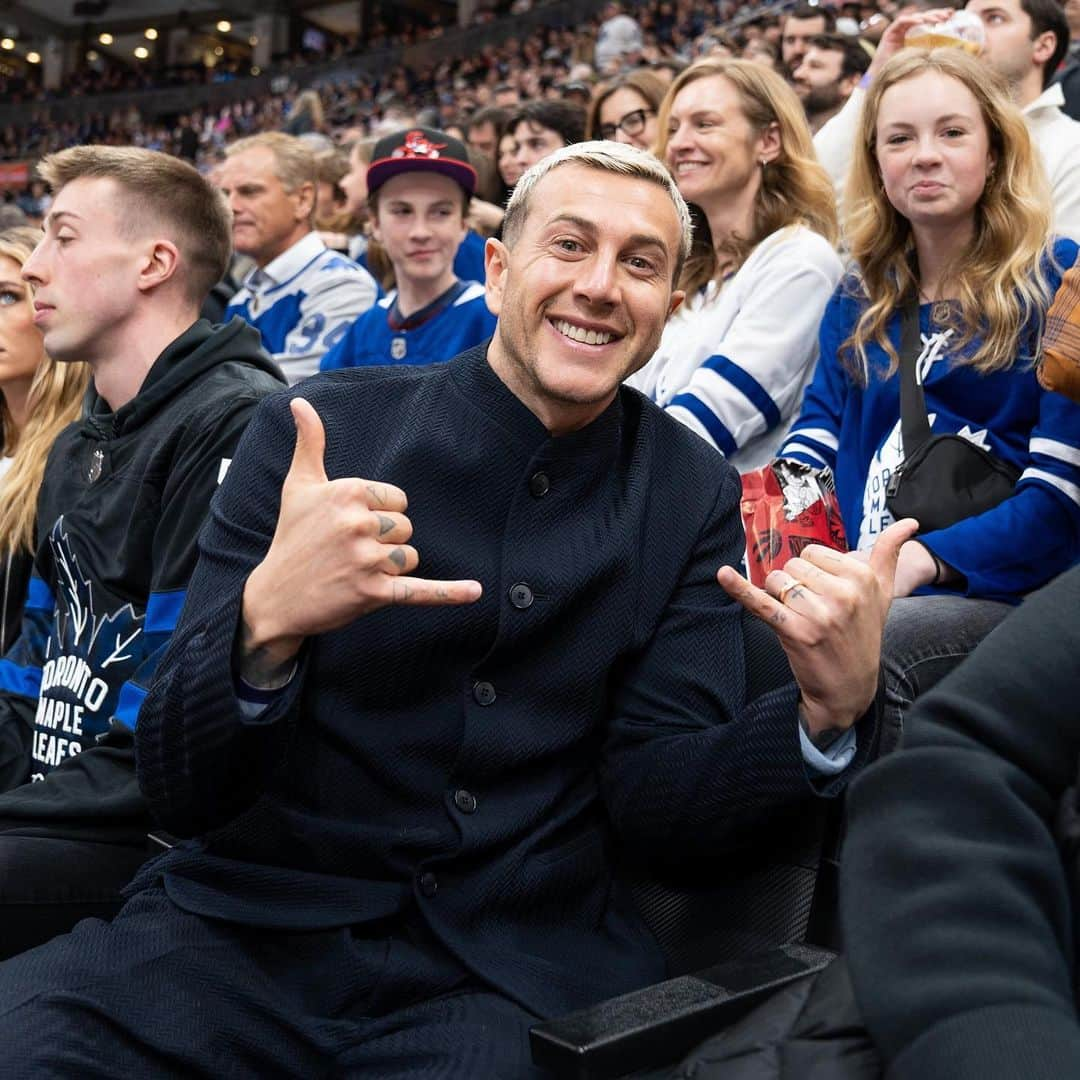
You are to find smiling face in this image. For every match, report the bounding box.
[875,70,993,234]
[21,177,147,367]
[664,74,773,216]
[217,145,314,268]
[485,162,684,435]
[0,255,46,401]
[598,87,659,149]
[371,172,467,296]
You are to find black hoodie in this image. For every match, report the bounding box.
[0,317,285,837]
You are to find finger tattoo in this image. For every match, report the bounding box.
[392,581,412,603]
[366,482,387,507]
[388,547,406,569]
[377,513,395,536]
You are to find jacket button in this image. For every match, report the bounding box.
[418,871,438,897]
[508,583,534,609]
[453,789,478,814]
[473,681,496,706]
[529,471,550,498]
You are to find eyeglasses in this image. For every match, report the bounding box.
[598,108,656,142]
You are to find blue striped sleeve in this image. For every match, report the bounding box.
[0,658,41,698]
[702,354,783,431]
[668,392,739,457]
[113,679,148,731]
[25,576,54,613]
[145,589,187,635]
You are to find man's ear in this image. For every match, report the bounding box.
[668,288,685,319]
[293,180,316,222]
[484,236,510,316]
[137,240,181,294]
[1032,29,1058,70]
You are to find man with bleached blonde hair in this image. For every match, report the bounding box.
[0,142,906,1077]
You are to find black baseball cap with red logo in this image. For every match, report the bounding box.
[366,127,478,197]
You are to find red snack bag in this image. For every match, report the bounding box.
[740,459,848,587]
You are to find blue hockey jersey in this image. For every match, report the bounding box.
[780,237,1080,601]
[320,280,496,371]
[225,232,378,385]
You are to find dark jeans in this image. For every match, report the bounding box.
[0,740,151,959]
[0,833,148,960]
[0,884,545,1079]
[879,594,1012,754]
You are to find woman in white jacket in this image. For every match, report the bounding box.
[630,59,842,471]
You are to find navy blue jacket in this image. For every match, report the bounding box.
[134,344,876,1019]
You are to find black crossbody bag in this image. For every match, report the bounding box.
[885,299,1019,533]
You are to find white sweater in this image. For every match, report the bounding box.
[629,225,843,472]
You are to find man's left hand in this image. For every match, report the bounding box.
[717,519,919,741]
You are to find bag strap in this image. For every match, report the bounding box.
[898,297,933,457]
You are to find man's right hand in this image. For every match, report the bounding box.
[239,398,482,681]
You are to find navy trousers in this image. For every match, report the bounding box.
[0,884,547,1078]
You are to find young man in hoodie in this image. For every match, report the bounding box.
[0,145,286,958]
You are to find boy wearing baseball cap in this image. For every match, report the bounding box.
[321,127,496,370]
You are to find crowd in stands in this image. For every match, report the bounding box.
[0,0,1073,1074]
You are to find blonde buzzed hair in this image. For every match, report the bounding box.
[38,145,231,307]
[502,140,693,284]
[226,131,317,194]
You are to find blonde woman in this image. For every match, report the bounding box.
[0,227,88,652]
[779,48,1080,747]
[629,59,842,471]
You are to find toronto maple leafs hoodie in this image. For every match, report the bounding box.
[780,237,1080,602]
[0,317,285,815]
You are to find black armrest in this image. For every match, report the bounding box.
[529,942,836,1080]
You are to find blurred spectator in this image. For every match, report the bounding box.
[630,59,842,471]
[464,106,509,161]
[313,148,351,232]
[595,1,645,72]
[321,127,495,371]
[742,38,782,69]
[176,114,200,164]
[0,206,26,230]
[15,180,49,222]
[285,90,326,137]
[1057,0,1080,118]
[493,82,521,108]
[793,33,871,131]
[219,133,378,383]
[497,129,525,190]
[587,69,666,148]
[508,99,588,174]
[780,3,837,77]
